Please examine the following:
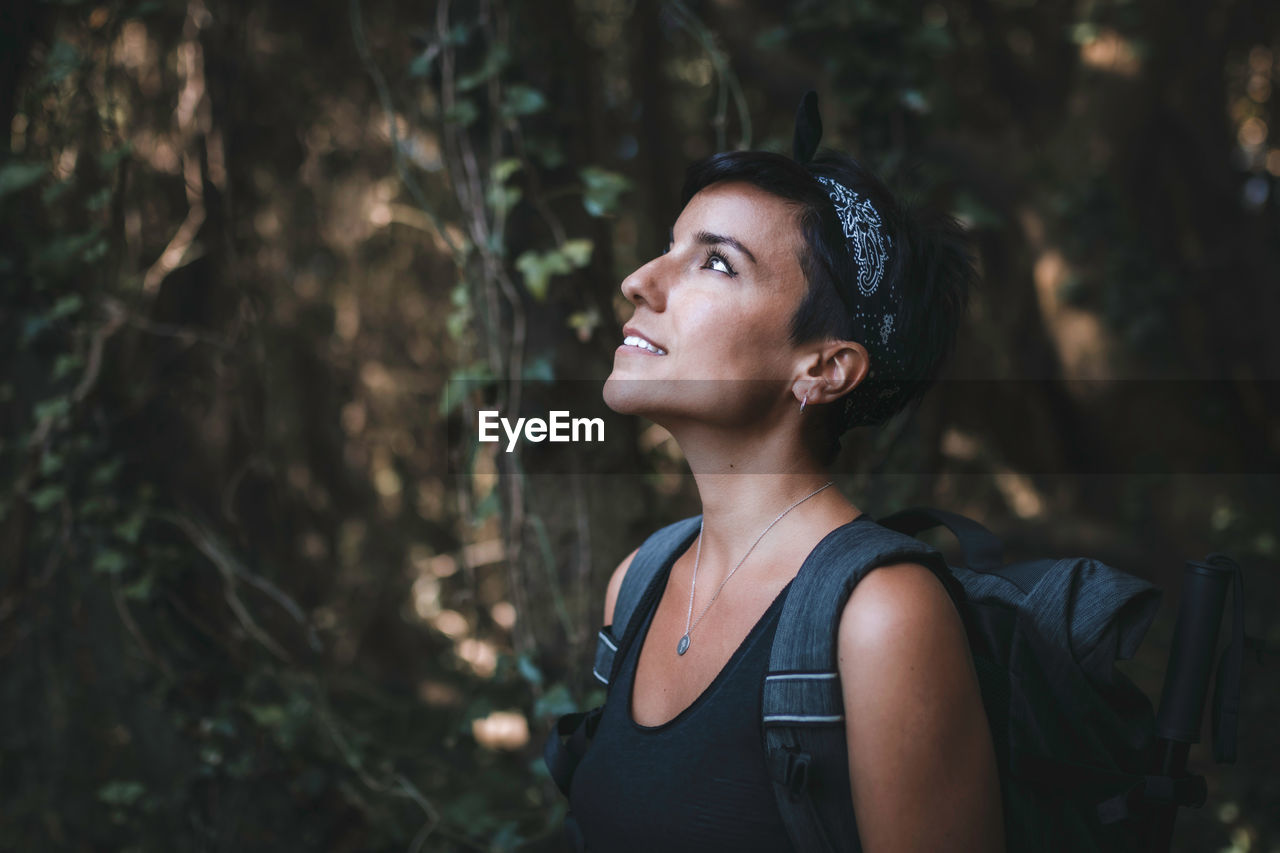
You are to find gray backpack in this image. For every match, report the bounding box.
[546,508,1241,851]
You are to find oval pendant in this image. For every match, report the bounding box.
[676,634,690,655]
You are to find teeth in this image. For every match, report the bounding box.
[623,335,666,355]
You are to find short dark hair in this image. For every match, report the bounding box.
[680,149,976,461]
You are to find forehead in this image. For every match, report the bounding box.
[677,181,806,265]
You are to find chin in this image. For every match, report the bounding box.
[602,373,651,416]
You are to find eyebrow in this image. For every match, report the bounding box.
[693,229,758,265]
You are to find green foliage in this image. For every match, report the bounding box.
[97,780,147,807]
[579,167,631,217]
[457,44,511,92]
[0,161,47,198]
[501,85,547,118]
[488,157,524,219]
[4,2,1275,852]
[515,239,593,300]
[444,97,480,127]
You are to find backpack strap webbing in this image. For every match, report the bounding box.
[545,515,702,806]
[763,517,964,853]
[593,515,702,688]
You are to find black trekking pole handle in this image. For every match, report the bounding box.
[1142,553,1244,852]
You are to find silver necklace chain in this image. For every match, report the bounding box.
[677,481,834,656]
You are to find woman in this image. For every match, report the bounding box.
[565,132,1005,851]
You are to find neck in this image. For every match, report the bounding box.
[666,419,857,578]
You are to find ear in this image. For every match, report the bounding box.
[792,339,870,407]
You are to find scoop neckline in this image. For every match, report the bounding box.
[624,511,869,733]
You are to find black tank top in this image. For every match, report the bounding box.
[568,542,799,852]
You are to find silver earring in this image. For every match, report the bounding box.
[800,393,808,414]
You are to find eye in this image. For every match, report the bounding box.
[701,249,736,277]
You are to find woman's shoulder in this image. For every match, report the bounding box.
[836,561,964,660]
[834,559,980,741]
[835,561,1004,850]
[602,546,641,626]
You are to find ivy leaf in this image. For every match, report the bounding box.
[533,684,579,719]
[33,397,70,423]
[456,44,510,92]
[899,88,929,114]
[515,249,573,301]
[409,44,440,79]
[579,167,631,217]
[523,135,565,169]
[121,574,153,601]
[116,506,148,544]
[567,308,601,342]
[446,306,471,342]
[51,355,81,383]
[50,293,84,320]
[487,158,523,219]
[39,449,63,478]
[93,550,129,574]
[445,99,479,127]
[490,157,522,185]
[441,364,495,415]
[246,704,287,729]
[522,355,554,384]
[501,85,546,118]
[488,184,522,218]
[97,781,145,807]
[559,238,593,268]
[28,485,64,512]
[444,22,472,45]
[92,459,122,486]
[516,653,543,686]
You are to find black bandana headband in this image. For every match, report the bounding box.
[791,91,909,428]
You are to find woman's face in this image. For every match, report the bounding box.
[603,181,813,427]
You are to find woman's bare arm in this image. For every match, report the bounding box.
[837,562,1004,852]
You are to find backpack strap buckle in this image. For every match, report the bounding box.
[785,750,812,800]
[767,746,814,801]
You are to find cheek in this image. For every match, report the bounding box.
[713,307,796,375]
[670,285,800,379]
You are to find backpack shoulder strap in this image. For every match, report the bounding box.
[763,516,958,853]
[545,515,702,803]
[592,515,702,688]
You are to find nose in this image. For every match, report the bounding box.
[620,255,666,311]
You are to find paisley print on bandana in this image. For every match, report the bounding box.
[816,176,891,297]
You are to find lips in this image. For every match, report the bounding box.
[621,326,667,355]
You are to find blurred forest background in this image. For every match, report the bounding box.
[2,0,1278,850]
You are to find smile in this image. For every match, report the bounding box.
[622,334,667,355]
